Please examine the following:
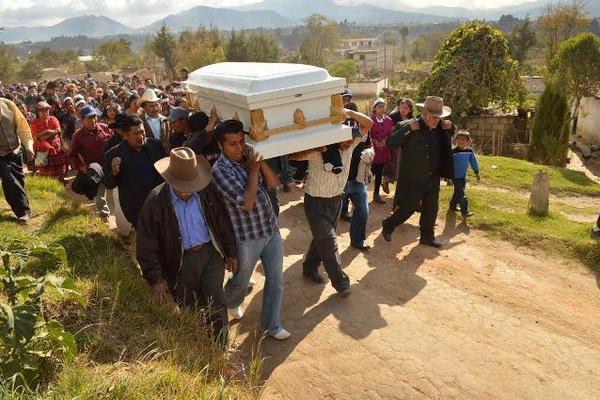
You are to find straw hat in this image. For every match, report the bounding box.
[154,147,212,193]
[416,96,452,118]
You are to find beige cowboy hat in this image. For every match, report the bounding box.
[416,96,452,118]
[154,147,212,193]
[139,88,160,107]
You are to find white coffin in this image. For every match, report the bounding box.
[183,62,352,159]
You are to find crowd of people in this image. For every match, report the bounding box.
[2,71,597,346]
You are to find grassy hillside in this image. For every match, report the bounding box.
[0,177,259,399]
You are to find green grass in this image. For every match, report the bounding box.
[439,185,600,273]
[476,155,600,197]
[0,176,260,399]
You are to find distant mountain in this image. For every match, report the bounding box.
[139,6,296,33]
[239,0,452,24]
[1,15,133,43]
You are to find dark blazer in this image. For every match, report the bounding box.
[387,117,454,184]
[102,138,166,227]
[141,113,170,151]
[136,182,237,289]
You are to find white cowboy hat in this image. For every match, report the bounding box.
[139,88,160,107]
[416,96,452,118]
[154,147,212,193]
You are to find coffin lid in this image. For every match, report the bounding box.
[184,62,345,103]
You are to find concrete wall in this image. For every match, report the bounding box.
[349,78,389,98]
[460,114,532,158]
[577,97,600,145]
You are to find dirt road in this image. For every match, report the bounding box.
[230,189,600,400]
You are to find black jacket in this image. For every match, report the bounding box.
[136,182,237,289]
[387,117,454,185]
[102,138,165,227]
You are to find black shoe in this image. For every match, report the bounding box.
[419,238,442,248]
[340,212,352,222]
[337,287,352,297]
[351,243,371,252]
[303,270,325,284]
[16,212,30,225]
[381,220,392,242]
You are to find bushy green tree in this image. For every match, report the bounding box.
[327,59,358,82]
[550,33,600,134]
[508,18,537,67]
[175,26,226,72]
[93,39,138,70]
[0,45,17,82]
[226,30,248,61]
[417,22,526,117]
[300,14,339,67]
[151,24,177,80]
[17,58,43,81]
[246,33,280,63]
[529,79,570,166]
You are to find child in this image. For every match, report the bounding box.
[370,98,394,204]
[450,130,480,217]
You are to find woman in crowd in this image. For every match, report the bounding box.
[370,98,394,204]
[103,103,119,126]
[30,101,67,182]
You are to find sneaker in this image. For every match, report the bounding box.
[229,305,244,320]
[269,328,291,340]
[350,243,371,252]
[419,238,442,248]
[16,212,30,225]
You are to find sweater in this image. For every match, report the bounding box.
[452,147,480,179]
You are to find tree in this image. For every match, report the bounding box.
[226,30,248,62]
[410,32,446,62]
[497,14,521,33]
[550,33,600,134]
[508,17,536,67]
[538,2,589,61]
[299,14,340,67]
[175,27,226,72]
[151,24,177,81]
[93,39,137,70]
[17,58,43,80]
[400,26,409,58]
[529,79,570,166]
[327,59,358,82]
[417,22,526,117]
[0,45,17,82]
[246,33,280,62]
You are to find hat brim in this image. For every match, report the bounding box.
[154,155,212,193]
[415,103,452,118]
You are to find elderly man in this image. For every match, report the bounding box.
[137,147,237,344]
[0,97,34,224]
[139,89,170,150]
[381,96,455,247]
[69,105,113,219]
[289,108,372,295]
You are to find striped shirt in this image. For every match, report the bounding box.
[303,144,356,198]
[212,155,277,242]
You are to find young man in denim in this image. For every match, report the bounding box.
[212,120,290,340]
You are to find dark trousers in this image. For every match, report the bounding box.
[0,151,30,218]
[174,245,227,344]
[450,178,469,214]
[371,163,384,195]
[382,175,440,240]
[303,194,350,291]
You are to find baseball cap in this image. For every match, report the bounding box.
[80,105,102,118]
[168,107,190,122]
[341,88,353,98]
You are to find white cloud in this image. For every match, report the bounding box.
[0,0,541,28]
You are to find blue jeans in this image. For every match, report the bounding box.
[450,178,469,215]
[345,180,369,246]
[225,230,284,335]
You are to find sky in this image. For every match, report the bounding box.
[0,0,541,28]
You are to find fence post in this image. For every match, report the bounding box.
[528,169,549,216]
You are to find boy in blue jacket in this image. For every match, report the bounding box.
[450,131,480,217]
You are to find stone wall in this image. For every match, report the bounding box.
[459,114,532,158]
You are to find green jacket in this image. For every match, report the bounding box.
[387,117,455,185]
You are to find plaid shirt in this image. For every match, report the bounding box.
[212,155,277,242]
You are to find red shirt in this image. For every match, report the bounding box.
[69,123,112,169]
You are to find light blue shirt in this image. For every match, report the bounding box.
[146,114,161,140]
[170,186,211,250]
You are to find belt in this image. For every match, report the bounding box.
[185,242,210,253]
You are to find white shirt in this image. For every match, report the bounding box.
[303,144,356,198]
[145,114,161,140]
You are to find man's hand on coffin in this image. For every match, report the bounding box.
[246,147,263,172]
[346,109,374,135]
[206,114,218,133]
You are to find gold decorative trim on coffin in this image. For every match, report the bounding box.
[210,105,219,120]
[249,95,347,141]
